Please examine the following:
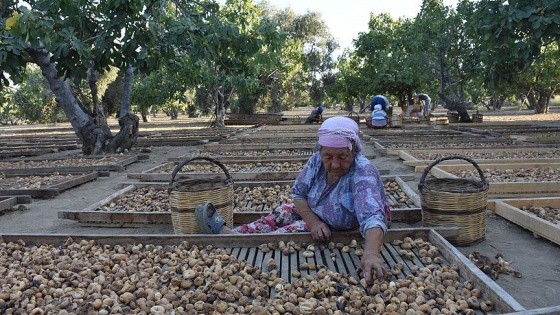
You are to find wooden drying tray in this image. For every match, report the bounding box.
[0,171,106,198]
[0,155,140,174]
[202,142,315,151]
[0,195,32,212]
[167,151,378,163]
[417,162,560,197]
[375,140,545,156]
[491,197,560,246]
[507,134,560,144]
[59,176,418,227]
[399,149,560,167]
[127,159,388,182]
[0,228,525,314]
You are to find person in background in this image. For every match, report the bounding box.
[407,92,431,118]
[305,105,324,123]
[369,95,390,112]
[367,104,388,129]
[196,116,391,282]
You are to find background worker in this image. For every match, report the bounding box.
[407,92,431,118]
[305,105,324,123]
[367,104,388,129]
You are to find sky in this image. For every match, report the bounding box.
[265,0,458,53]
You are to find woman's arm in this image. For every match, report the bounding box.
[294,199,331,242]
[361,227,387,282]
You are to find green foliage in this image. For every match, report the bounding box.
[6,66,63,124]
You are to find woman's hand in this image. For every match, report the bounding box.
[310,220,331,242]
[361,251,387,283]
[361,227,387,283]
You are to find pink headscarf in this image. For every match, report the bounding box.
[318,116,362,153]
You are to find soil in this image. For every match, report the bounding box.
[0,107,559,312]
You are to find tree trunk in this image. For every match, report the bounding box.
[141,110,150,122]
[439,93,471,122]
[27,47,138,155]
[89,65,112,138]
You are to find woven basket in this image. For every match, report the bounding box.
[435,117,449,126]
[472,113,483,123]
[390,115,403,128]
[447,111,459,123]
[348,111,360,124]
[168,157,234,234]
[418,155,489,246]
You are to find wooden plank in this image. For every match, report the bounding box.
[0,196,32,211]
[395,176,421,207]
[420,166,560,197]
[403,157,560,167]
[128,170,301,182]
[0,155,139,174]
[430,162,560,172]
[0,227,458,247]
[0,172,101,198]
[494,199,560,246]
[502,306,560,315]
[203,143,315,151]
[428,230,525,314]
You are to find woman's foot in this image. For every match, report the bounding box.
[195,202,226,234]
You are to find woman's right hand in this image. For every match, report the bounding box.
[310,220,331,242]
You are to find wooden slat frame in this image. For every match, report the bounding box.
[378,141,545,156]
[59,176,420,227]
[493,198,560,246]
[399,149,560,167]
[0,195,33,211]
[0,172,102,198]
[428,230,525,314]
[416,164,560,197]
[0,227,526,313]
[0,155,139,174]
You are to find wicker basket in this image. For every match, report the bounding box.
[348,111,360,124]
[390,115,403,128]
[168,157,234,234]
[472,113,483,122]
[418,155,488,246]
[447,111,459,123]
[435,117,449,126]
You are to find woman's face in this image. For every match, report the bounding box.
[320,146,355,177]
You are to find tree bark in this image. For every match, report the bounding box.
[27,46,139,155]
[439,93,471,122]
[89,64,112,138]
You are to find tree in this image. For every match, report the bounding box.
[471,0,560,113]
[1,1,178,154]
[191,0,285,127]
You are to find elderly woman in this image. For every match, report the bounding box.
[196,116,391,281]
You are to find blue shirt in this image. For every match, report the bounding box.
[370,95,389,111]
[291,152,389,236]
[371,109,388,127]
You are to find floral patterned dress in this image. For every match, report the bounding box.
[234,152,390,236]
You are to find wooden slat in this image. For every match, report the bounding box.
[0,195,32,211]
[419,165,560,197]
[494,199,560,246]
[0,155,139,174]
[0,227,459,247]
[428,230,525,314]
[502,306,560,315]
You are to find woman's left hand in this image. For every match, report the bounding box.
[361,251,387,283]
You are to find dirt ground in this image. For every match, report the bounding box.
[0,107,559,312]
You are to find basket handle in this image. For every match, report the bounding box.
[168,156,233,193]
[418,155,487,191]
